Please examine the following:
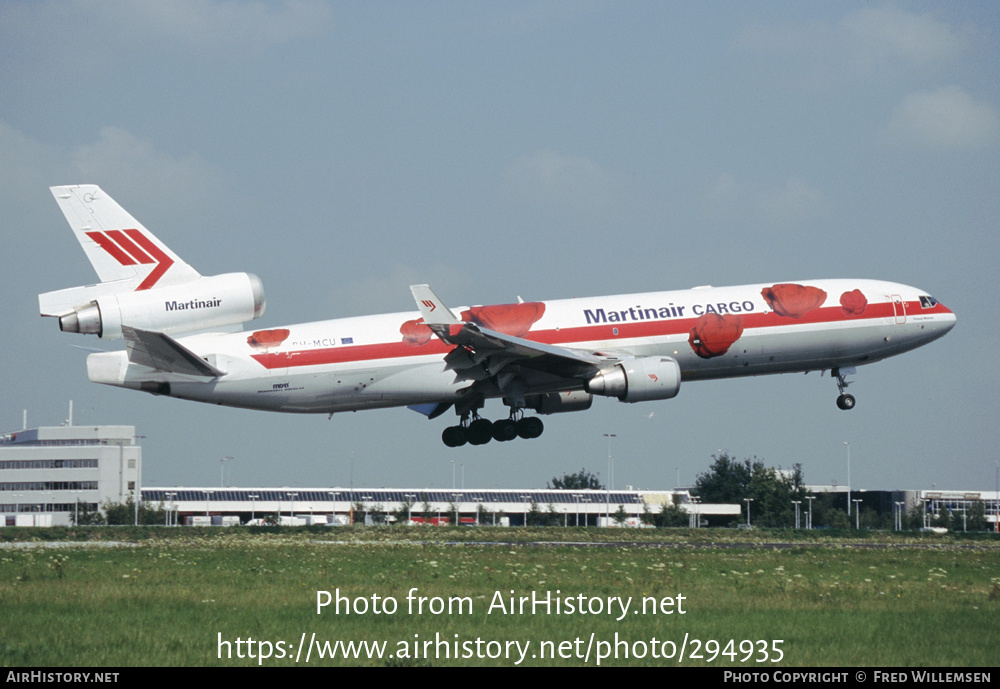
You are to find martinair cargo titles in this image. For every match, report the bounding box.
[39,185,956,447]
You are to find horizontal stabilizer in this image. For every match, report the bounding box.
[122,326,224,378]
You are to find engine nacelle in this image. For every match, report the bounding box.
[55,272,266,339]
[585,356,681,403]
[527,391,594,415]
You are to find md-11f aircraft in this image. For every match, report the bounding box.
[39,185,956,447]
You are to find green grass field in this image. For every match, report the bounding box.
[1,527,997,667]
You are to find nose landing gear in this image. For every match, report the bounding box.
[833,367,856,410]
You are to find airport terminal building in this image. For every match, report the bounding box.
[0,424,140,526]
[140,486,739,527]
[2,422,998,530]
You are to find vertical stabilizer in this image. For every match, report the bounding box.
[50,185,200,289]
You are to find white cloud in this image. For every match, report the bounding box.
[0,121,227,240]
[502,149,617,211]
[887,86,999,150]
[708,173,826,227]
[757,177,826,225]
[841,6,966,69]
[0,0,333,75]
[737,5,967,85]
[69,126,227,203]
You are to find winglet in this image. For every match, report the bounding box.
[409,284,461,326]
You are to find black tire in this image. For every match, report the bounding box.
[467,419,494,445]
[836,394,856,411]
[442,425,467,447]
[517,416,544,439]
[492,419,518,442]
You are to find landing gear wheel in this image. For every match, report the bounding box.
[442,425,467,447]
[516,416,544,439]
[836,394,856,411]
[492,419,518,442]
[467,418,494,445]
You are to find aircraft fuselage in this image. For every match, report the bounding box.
[88,278,955,414]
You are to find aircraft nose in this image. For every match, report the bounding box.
[931,302,957,337]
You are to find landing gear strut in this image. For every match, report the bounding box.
[833,367,856,411]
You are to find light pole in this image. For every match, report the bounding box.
[165,492,176,526]
[287,491,298,519]
[603,433,616,523]
[806,496,815,530]
[405,493,415,525]
[853,499,862,529]
[72,490,82,525]
[203,489,214,518]
[744,498,753,528]
[792,500,801,529]
[328,491,339,525]
[249,494,258,523]
[844,442,851,517]
[220,456,233,487]
[521,494,530,527]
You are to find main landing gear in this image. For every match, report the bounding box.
[441,412,544,447]
[833,367,856,411]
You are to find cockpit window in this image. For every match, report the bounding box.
[919,296,938,309]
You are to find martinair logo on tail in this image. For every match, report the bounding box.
[85,229,174,290]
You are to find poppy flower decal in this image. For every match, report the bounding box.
[761,283,827,319]
[400,301,546,345]
[461,302,546,337]
[839,289,867,317]
[688,313,744,359]
[247,328,290,350]
[400,318,433,346]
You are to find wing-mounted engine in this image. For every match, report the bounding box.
[527,390,594,414]
[40,272,266,339]
[585,356,681,402]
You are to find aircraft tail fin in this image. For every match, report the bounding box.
[41,186,265,339]
[50,185,200,290]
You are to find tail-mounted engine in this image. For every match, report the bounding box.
[43,272,266,339]
[585,356,681,402]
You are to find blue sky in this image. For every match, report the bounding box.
[2,2,997,494]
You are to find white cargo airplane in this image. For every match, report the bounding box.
[39,185,956,447]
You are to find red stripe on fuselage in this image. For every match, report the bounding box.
[249,300,949,371]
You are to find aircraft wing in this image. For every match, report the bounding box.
[122,326,225,378]
[410,284,606,382]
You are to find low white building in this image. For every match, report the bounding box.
[0,424,141,526]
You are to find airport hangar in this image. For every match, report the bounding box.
[2,422,997,529]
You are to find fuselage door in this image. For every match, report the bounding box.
[891,295,907,324]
